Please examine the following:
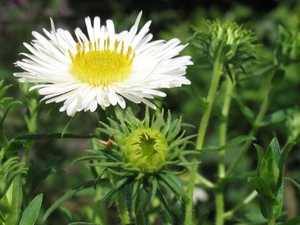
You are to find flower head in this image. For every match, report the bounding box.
[191,20,257,66]
[97,108,193,175]
[14,12,192,116]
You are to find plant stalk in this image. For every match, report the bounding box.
[185,58,223,225]
[216,74,234,225]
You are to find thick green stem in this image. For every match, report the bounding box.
[185,58,223,225]
[111,174,131,225]
[268,209,276,225]
[216,75,234,225]
[218,75,234,178]
[116,191,131,225]
[215,192,225,225]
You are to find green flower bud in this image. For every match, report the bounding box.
[123,128,168,173]
[276,25,300,66]
[191,20,258,66]
[97,108,194,179]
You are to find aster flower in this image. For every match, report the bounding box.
[14,12,193,116]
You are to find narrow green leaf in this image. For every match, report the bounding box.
[285,177,300,189]
[28,156,62,196]
[134,180,151,215]
[15,133,97,140]
[157,173,187,203]
[155,188,173,222]
[150,177,158,201]
[261,108,296,127]
[42,180,94,223]
[88,162,124,167]
[277,142,295,190]
[202,135,255,151]
[4,140,24,157]
[5,176,23,225]
[274,184,284,219]
[254,144,264,176]
[68,223,101,225]
[0,101,22,126]
[269,138,281,164]
[19,194,43,225]
[100,177,134,203]
[72,155,107,164]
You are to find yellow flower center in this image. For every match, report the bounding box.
[69,39,135,87]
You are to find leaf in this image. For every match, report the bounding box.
[155,187,173,222]
[268,138,281,166]
[157,173,188,203]
[249,177,278,219]
[254,144,264,176]
[202,135,255,151]
[285,177,300,189]
[42,180,94,223]
[277,142,295,190]
[15,133,97,140]
[261,108,296,127]
[5,176,23,225]
[3,140,24,157]
[68,223,102,225]
[0,101,22,126]
[100,176,134,203]
[134,180,151,216]
[28,156,62,196]
[19,194,43,225]
[0,157,27,199]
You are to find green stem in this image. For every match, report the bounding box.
[216,75,234,225]
[223,190,257,218]
[185,58,224,225]
[268,209,276,225]
[218,75,234,178]
[116,191,131,225]
[111,174,131,225]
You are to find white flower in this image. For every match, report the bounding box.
[14,12,193,116]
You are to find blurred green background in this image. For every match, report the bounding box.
[1,0,300,224]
